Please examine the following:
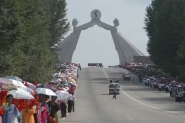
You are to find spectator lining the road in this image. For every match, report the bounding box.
[123,62,185,103]
[47,96,59,123]
[3,94,19,123]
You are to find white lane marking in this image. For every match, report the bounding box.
[166,111,184,115]
[101,68,109,79]
[166,111,177,114]
[126,117,133,120]
[115,110,118,112]
[98,90,99,91]
[121,91,159,110]
[101,68,159,110]
[100,95,102,96]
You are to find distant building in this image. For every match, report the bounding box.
[88,63,103,67]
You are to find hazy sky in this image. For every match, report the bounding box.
[65,0,151,67]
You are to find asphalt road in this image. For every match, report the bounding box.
[59,68,185,123]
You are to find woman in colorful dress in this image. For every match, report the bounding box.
[40,95,48,123]
[3,94,19,123]
[47,96,59,123]
[22,100,35,123]
[0,114,2,123]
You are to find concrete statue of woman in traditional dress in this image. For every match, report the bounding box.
[3,94,19,123]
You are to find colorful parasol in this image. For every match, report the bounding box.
[0,78,16,90]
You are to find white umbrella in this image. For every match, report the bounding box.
[71,79,76,83]
[55,90,70,100]
[64,86,69,91]
[27,87,36,95]
[27,82,36,89]
[10,80,27,90]
[68,82,77,86]
[8,88,34,99]
[35,88,56,96]
[62,88,68,92]
[73,84,77,87]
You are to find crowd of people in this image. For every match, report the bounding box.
[123,63,185,103]
[0,63,81,123]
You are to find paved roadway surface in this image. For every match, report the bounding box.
[59,68,185,123]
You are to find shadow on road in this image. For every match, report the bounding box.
[92,82,108,84]
[166,104,185,113]
[92,78,120,82]
[143,97,174,103]
[122,87,158,92]
[100,94,110,95]
[91,78,108,81]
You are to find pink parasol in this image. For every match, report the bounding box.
[0,78,16,90]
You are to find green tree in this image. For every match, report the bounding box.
[48,0,70,46]
[0,0,20,74]
[177,43,185,79]
[144,0,185,75]
[0,0,70,83]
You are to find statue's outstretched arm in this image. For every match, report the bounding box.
[74,21,93,32]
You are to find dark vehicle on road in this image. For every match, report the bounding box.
[123,74,130,81]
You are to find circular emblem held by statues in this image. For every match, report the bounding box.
[91,9,101,20]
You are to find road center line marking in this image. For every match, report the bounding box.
[115,110,118,112]
[126,117,133,120]
[101,68,109,79]
[101,68,159,110]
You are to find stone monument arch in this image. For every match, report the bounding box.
[58,9,144,63]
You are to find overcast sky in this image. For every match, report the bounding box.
[65,0,151,67]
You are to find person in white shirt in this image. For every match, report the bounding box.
[71,94,76,112]
[165,85,169,93]
[67,94,73,113]
[176,90,182,103]
[112,85,117,99]
[154,81,157,90]
[60,99,67,117]
[3,94,19,123]
[158,83,162,92]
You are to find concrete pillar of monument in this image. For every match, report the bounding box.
[58,9,144,64]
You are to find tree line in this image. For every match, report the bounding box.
[144,0,185,80]
[0,0,70,82]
